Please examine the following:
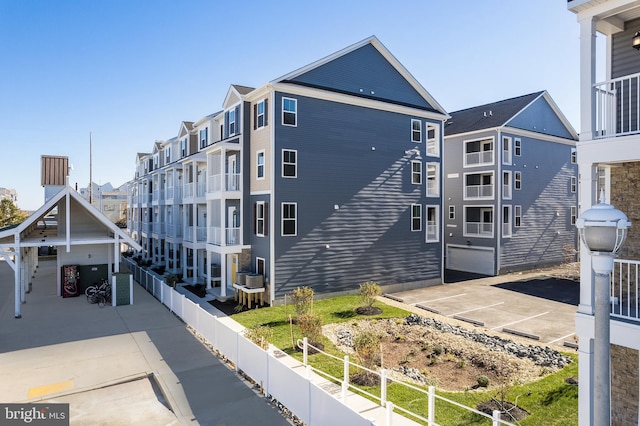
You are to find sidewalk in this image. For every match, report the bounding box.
[0,260,290,425]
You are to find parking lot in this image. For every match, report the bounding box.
[386,270,579,348]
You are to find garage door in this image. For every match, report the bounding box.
[446,245,495,275]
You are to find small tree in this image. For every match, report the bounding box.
[359,281,381,308]
[244,325,273,350]
[290,286,314,317]
[0,198,28,228]
[297,313,323,344]
[353,331,381,369]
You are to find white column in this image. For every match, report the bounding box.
[578,162,596,314]
[206,250,212,290]
[14,248,21,318]
[113,235,120,274]
[578,336,595,426]
[220,254,227,298]
[20,248,26,303]
[579,16,596,142]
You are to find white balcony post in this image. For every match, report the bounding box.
[579,16,596,141]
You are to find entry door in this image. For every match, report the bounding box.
[228,254,237,285]
[228,155,237,190]
[227,206,238,244]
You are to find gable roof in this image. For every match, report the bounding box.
[272,36,448,116]
[232,85,255,95]
[0,185,141,251]
[445,92,544,136]
[223,84,255,108]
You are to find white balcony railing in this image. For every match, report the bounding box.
[184,226,207,243]
[166,224,182,238]
[465,222,493,236]
[612,259,640,323]
[594,72,640,139]
[465,150,493,166]
[208,226,240,246]
[503,184,512,199]
[196,180,206,197]
[208,173,241,192]
[152,223,164,235]
[465,184,493,199]
[183,183,194,199]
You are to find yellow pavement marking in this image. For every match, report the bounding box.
[28,380,73,398]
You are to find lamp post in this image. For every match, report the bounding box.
[575,192,631,426]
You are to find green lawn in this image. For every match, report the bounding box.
[233,296,578,425]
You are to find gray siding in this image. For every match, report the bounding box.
[506,97,574,139]
[500,135,578,271]
[612,18,640,79]
[271,92,442,298]
[288,44,435,111]
[249,193,271,276]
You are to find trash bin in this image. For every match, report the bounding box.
[112,273,133,306]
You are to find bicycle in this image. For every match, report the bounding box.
[87,279,111,307]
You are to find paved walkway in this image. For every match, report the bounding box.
[0,260,290,425]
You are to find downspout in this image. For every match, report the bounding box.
[269,87,276,304]
[496,129,502,275]
[14,235,21,318]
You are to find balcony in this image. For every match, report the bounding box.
[166,224,182,238]
[184,226,206,243]
[208,173,241,192]
[611,259,640,323]
[464,222,493,237]
[465,184,493,199]
[208,226,241,246]
[152,223,165,235]
[594,73,640,139]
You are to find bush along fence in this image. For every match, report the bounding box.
[124,259,515,426]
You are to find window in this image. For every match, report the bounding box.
[411,119,422,143]
[502,136,512,165]
[282,149,297,178]
[229,110,236,136]
[426,124,439,156]
[411,161,422,184]
[165,147,171,164]
[515,171,522,190]
[426,206,439,242]
[257,150,265,179]
[153,154,158,170]
[464,137,494,167]
[283,98,297,126]
[515,205,522,227]
[449,205,455,220]
[256,257,266,277]
[282,202,297,236]
[181,138,187,157]
[464,206,493,237]
[199,128,208,149]
[571,148,577,164]
[464,172,494,200]
[503,205,512,237]
[255,202,267,236]
[514,138,522,156]
[411,204,421,231]
[426,163,439,197]
[254,99,268,129]
[570,176,577,193]
[503,171,512,199]
[570,206,577,225]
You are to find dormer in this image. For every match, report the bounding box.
[221,85,254,140]
[177,121,194,159]
[151,142,162,171]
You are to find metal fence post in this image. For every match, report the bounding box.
[428,386,435,425]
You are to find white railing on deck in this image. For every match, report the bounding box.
[612,259,640,322]
[124,257,518,426]
[594,73,640,139]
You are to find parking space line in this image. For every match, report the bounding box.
[490,312,549,330]
[447,302,504,317]
[416,293,467,304]
[547,332,576,345]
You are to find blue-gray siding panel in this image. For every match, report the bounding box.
[612,17,640,79]
[272,92,442,298]
[288,44,434,110]
[506,98,574,139]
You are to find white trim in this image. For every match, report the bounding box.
[281,202,297,237]
[502,170,513,200]
[411,119,422,143]
[255,201,266,237]
[514,171,522,190]
[502,136,513,165]
[502,204,513,238]
[250,190,272,196]
[411,203,421,232]
[514,137,522,156]
[462,170,495,201]
[463,136,495,168]
[282,97,297,127]
[256,149,266,180]
[445,126,577,146]
[448,205,455,220]
[410,160,422,185]
[426,122,440,157]
[282,149,297,178]
[426,162,439,197]
[425,205,439,243]
[515,205,523,228]
[463,205,495,239]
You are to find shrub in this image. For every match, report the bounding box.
[297,313,323,343]
[290,286,314,317]
[244,325,272,350]
[165,274,181,288]
[477,375,490,388]
[358,281,381,308]
[353,331,381,369]
[432,344,444,356]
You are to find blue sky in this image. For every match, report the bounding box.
[0,0,597,210]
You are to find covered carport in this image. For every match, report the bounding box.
[0,184,140,318]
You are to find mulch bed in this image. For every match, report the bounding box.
[183,284,207,298]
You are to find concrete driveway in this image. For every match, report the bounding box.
[0,260,291,425]
[385,270,579,349]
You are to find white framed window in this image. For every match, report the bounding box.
[464,171,494,200]
[255,201,266,236]
[514,138,522,156]
[426,163,439,197]
[199,128,208,149]
[426,123,439,157]
[571,148,577,164]
[257,150,265,180]
[282,202,297,236]
[256,257,266,277]
[570,176,577,193]
[411,204,421,231]
[448,205,455,220]
[502,136,512,165]
[515,205,522,227]
[282,97,297,126]
[502,205,512,238]
[255,100,267,129]
[503,171,512,200]
[426,205,439,242]
[570,206,577,225]
[181,138,187,157]
[515,171,522,190]
[153,154,159,170]
[228,110,236,136]
[411,161,422,184]
[282,149,297,178]
[464,137,494,167]
[464,206,494,238]
[411,119,422,143]
[165,147,171,164]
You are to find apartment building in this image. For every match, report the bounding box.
[568,1,640,424]
[443,91,578,276]
[127,36,449,302]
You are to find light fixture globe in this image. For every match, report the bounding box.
[633,31,640,50]
[576,201,631,255]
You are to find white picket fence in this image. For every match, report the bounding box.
[125,259,516,426]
